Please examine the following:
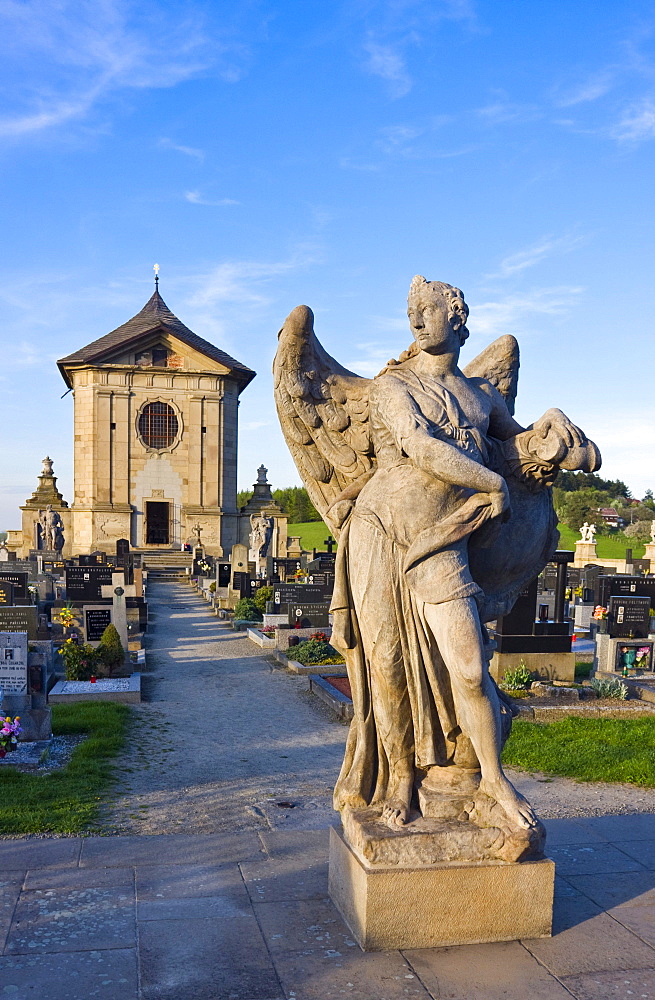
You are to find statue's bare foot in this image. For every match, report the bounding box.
[479,775,538,830]
[381,769,413,828]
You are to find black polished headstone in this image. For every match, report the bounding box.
[65,565,114,602]
[286,602,331,628]
[273,584,325,607]
[85,607,113,643]
[0,606,38,640]
[608,595,651,639]
[0,573,28,600]
[0,583,14,606]
[599,575,655,612]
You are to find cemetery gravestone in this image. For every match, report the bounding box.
[65,565,114,602]
[84,606,113,645]
[0,633,28,694]
[0,607,38,640]
[273,584,325,608]
[0,583,14,606]
[607,595,651,638]
[287,603,331,628]
[599,575,655,613]
[0,573,28,600]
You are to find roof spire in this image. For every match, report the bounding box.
[153,263,160,291]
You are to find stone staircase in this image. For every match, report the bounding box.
[140,550,191,580]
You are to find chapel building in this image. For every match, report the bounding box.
[56,287,255,557]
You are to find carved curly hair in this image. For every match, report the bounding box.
[377,276,469,376]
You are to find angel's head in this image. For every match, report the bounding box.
[407,276,469,352]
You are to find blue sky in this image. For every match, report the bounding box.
[1,0,654,527]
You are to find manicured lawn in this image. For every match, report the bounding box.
[502,716,655,786]
[287,521,334,551]
[0,702,130,835]
[556,523,644,558]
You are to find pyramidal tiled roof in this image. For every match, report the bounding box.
[57,289,256,390]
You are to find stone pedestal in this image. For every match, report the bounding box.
[329,826,554,951]
[573,540,598,568]
[490,650,575,684]
[644,543,655,567]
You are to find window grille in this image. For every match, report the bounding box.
[138,402,178,449]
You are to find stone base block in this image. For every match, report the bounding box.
[573,541,598,567]
[490,651,575,684]
[329,826,554,951]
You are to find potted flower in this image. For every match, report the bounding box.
[0,716,21,757]
[593,606,608,634]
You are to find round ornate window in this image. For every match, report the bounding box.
[138,401,179,450]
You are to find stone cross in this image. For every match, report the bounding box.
[324,535,336,554]
[100,572,136,653]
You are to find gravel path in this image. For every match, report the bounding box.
[101,581,655,834]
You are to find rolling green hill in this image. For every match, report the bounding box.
[288,520,644,559]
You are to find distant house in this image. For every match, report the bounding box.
[596,507,625,528]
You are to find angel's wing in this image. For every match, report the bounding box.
[273,306,374,537]
[463,334,519,415]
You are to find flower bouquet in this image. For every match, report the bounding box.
[0,717,21,758]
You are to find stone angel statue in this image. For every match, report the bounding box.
[274,276,600,864]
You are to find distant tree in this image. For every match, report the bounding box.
[272,486,320,522]
[624,520,652,541]
[553,471,631,498]
[237,490,253,509]
[557,489,613,532]
[643,489,655,511]
[0,532,6,542]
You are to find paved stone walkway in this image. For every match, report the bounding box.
[1,580,654,999]
[102,582,348,835]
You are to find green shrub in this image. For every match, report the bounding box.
[253,585,273,612]
[233,597,263,622]
[291,639,344,665]
[501,661,534,690]
[589,677,628,700]
[96,624,125,676]
[209,581,216,593]
[58,639,98,681]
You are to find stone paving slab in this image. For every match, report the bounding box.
[0,948,139,1000]
[138,914,281,1000]
[6,884,135,955]
[135,860,248,901]
[613,838,655,870]
[405,941,575,999]
[547,843,647,876]
[561,967,655,999]
[565,870,655,910]
[523,892,655,976]
[0,838,81,870]
[239,855,330,903]
[80,831,262,867]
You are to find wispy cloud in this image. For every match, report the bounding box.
[476,99,541,125]
[0,0,251,139]
[356,0,475,98]
[362,40,412,98]
[189,248,319,311]
[610,99,655,142]
[487,234,587,279]
[158,137,205,162]
[185,191,239,207]
[469,286,583,340]
[555,72,616,108]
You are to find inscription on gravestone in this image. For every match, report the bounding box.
[65,565,114,602]
[274,584,325,607]
[0,583,14,606]
[608,595,651,639]
[0,607,38,640]
[84,606,113,644]
[287,603,331,628]
[0,573,28,600]
[0,632,28,694]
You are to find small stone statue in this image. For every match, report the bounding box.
[37,505,64,552]
[249,514,273,557]
[580,522,596,543]
[274,275,601,865]
[650,520,655,544]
